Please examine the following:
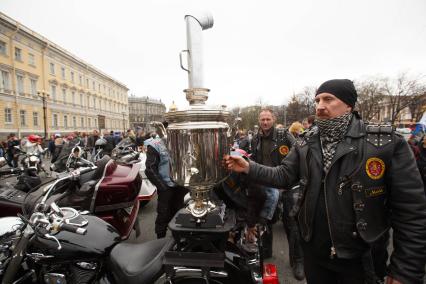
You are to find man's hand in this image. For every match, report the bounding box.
[223,155,249,174]
[385,277,403,284]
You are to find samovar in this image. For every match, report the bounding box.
[165,12,231,224]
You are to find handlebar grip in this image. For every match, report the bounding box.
[60,223,87,235]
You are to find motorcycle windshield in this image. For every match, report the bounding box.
[53,139,83,171]
[115,138,134,149]
[20,139,38,155]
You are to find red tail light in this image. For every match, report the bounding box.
[263,263,279,284]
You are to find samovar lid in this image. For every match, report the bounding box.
[165,106,229,123]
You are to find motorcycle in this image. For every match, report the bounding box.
[0,152,142,239]
[0,154,43,195]
[110,138,157,208]
[0,169,278,284]
[0,167,172,284]
[51,137,156,208]
[15,135,49,177]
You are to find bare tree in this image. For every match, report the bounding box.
[240,105,262,131]
[383,73,426,124]
[408,92,426,122]
[355,78,385,121]
[285,87,316,124]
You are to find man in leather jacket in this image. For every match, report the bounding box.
[225,79,426,284]
[144,132,187,239]
[251,109,305,280]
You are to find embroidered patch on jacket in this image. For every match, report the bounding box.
[365,186,385,198]
[365,157,385,180]
[279,145,289,156]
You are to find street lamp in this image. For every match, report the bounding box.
[37,90,49,139]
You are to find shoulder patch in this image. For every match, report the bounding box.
[279,145,289,156]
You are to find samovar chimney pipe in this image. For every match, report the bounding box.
[180,13,214,105]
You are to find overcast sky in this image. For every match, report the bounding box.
[1,0,426,110]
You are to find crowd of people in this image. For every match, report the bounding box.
[0,128,150,166]
[1,79,426,284]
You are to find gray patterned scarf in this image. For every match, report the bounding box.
[316,112,353,173]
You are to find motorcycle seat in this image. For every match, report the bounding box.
[108,237,174,284]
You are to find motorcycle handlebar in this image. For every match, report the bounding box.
[59,223,87,235]
[0,167,23,176]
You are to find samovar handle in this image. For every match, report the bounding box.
[179,50,190,72]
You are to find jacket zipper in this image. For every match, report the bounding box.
[303,151,311,236]
[323,172,337,259]
[324,143,361,258]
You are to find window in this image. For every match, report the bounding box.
[62,88,66,104]
[94,118,97,128]
[50,63,55,75]
[73,116,76,127]
[79,75,82,85]
[28,53,35,66]
[80,117,84,127]
[72,91,75,105]
[92,81,95,91]
[87,95,90,108]
[0,41,6,55]
[88,117,91,127]
[0,70,10,91]
[70,71,74,82]
[53,114,58,127]
[80,93,83,107]
[5,108,12,123]
[16,74,24,95]
[15,47,22,61]
[30,79,37,96]
[64,115,68,128]
[33,112,38,126]
[86,79,89,88]
[61,67,65,80]
[98,83,101,92]
[93,97,96,109]
[51,85,56,101]
[20,110,26,126]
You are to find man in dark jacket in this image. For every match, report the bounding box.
[250,109,304,279]
[6,133,20,167]
[225,79,426,284]
[144,132,187,238]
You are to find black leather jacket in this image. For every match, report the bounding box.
[250,127,296,167]
[246,116,426,284]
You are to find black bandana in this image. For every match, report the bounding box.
[316,113,353,172]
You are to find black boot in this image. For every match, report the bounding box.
[292,261,305,281]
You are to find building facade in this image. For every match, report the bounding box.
[368,95,426,127]
[0,12,129,140]
[128,95,166,131]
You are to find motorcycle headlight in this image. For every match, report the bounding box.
[29,156,39,163]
